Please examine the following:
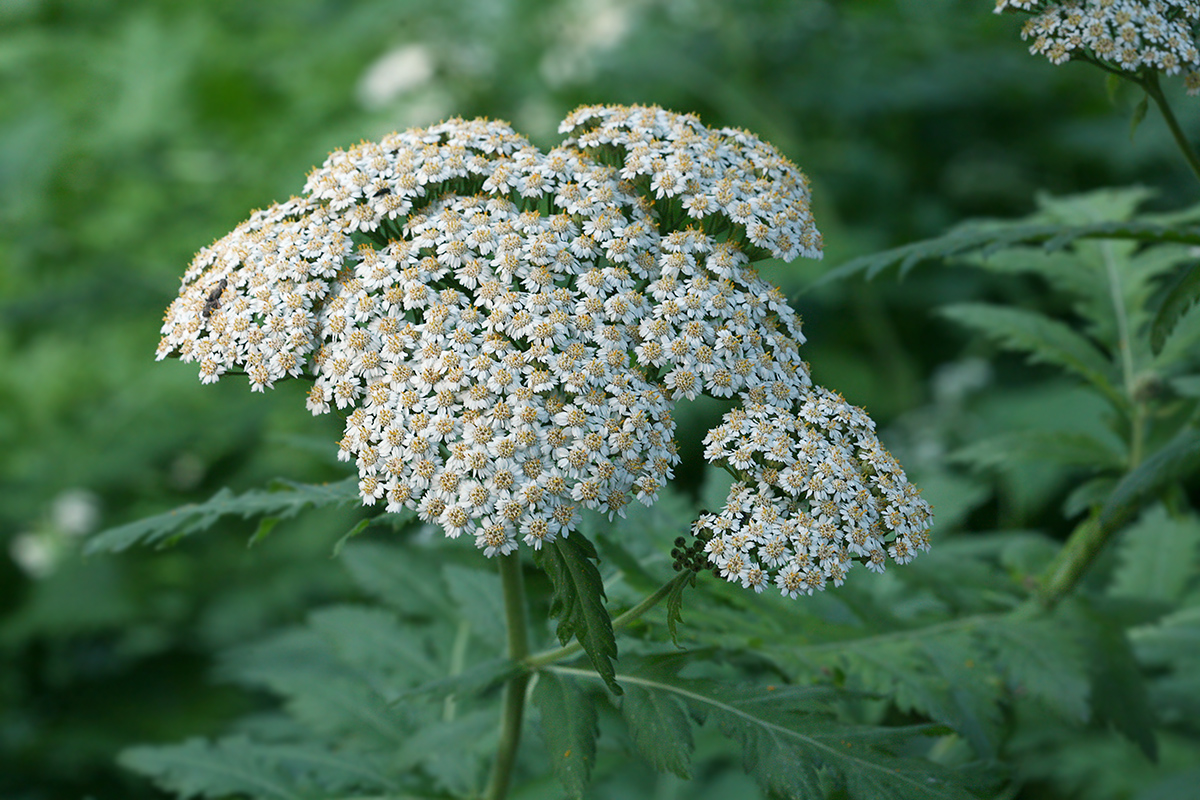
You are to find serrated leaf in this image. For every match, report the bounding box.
[533,671,599,798]
[120,736,396,800]
[1100,428,1200,531]
[940,304,1123,408]
[951,430,1125,472]
[85,477,360,554]
[534,533,620,694]
[557,664,981,800]
[1151,262,1200,355]
[340,541,454,617]
[307,605,443,692]
[988,616,1090,722]
[216,627,410,747]
[620,680,694,777]
[1110,506,1200,603]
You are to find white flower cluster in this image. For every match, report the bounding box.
[697,389,932,597]
[995,0,1200,90]
[158,104,931,595]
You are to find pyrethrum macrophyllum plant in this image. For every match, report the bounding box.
[84,3,1200,798]
[111,104,948,799]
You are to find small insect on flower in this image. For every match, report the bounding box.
[202,278,228,319]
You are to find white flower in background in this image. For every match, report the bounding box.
[358,44,436,109]
[995,0,1200,91]
[158,103,932,597]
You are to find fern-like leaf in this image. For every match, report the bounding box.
[533,670,600,798]
[819,215,1200,286]
[120,736,398,800]
[85,477,360,554]
[940,303,1124,409]
[535,533,620,694]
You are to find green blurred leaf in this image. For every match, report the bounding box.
[952,430,1126,471]
[940,303,1123,409]
[988,616,1090,723]
[1110,506,1200,603]
[121,736,396,800]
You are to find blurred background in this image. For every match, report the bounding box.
[3,0,1198,797]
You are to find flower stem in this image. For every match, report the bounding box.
[525,573,684,670]
[483,553,532,800]
[1141,71,1200,187]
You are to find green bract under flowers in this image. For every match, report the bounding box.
[157,104,931,597]
[995,0,1200,91]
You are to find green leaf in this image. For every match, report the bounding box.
[951,430,1125,472]
[340,541,455,618]
[535,533,620,694]
[217,628,410,747]
[393,709,494,797]
[331,518,372,556]
[987,616,1090,723]
[940,303,1123,409]
[120,736,396,800]
[84,477,360,554]
[1110,506,1200,603]
[1100,428,1200,531]
[665,571,695,646]
[533,670,600,798]
[1151,262,1200,354]
[620,675,694,777]
[443,564,505,649]
[1076,603,1158,760]
[557,663,981,800]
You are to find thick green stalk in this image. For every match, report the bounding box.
[483,553,532,800]
[1036,513,1110,608]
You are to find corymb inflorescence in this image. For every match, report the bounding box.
[157,104,931,597]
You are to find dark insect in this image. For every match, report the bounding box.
[202,278,228,318]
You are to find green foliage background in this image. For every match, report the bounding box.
[3,0,1200,798]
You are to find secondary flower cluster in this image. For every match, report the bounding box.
[995,0,1200,89]
[697,389,931,597]
[158,104,931,596]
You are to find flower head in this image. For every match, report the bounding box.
[158,104,930,597]
[995,0,1200,89]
